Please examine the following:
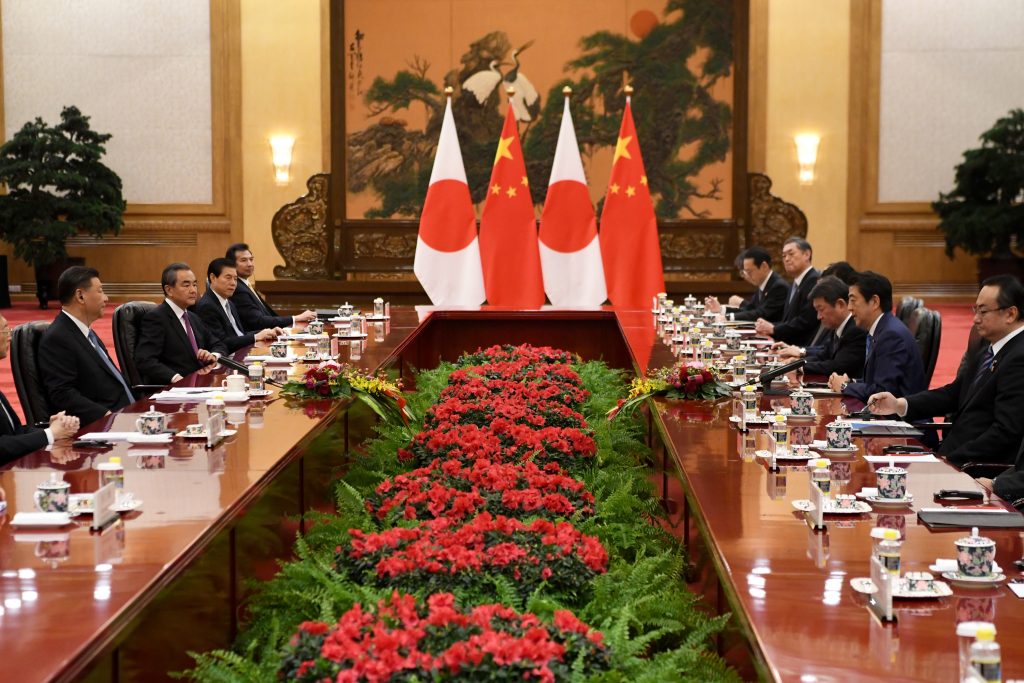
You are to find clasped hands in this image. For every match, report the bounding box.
[49,411,80,441]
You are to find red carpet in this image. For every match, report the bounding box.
[0,302,974,421]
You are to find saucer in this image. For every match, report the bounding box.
[333,331,368,339]
[175,428,238,440]
[785,411,818,422]
[792,499,872,514]
[247,389,273,398]
[940,571,1006,587]
[126,433,173,445]
[755,449,813,462]
[865,494,915,508]
[69,493,143,515]
[850,577,953,599]
[363,315,390,321]
[810,441,859,456]
[244,354,300,364]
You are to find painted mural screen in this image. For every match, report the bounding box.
[340,0,737,223]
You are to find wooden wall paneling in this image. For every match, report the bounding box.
[0,0,241,294]
[747,0,768,173]
[846,0,976,298]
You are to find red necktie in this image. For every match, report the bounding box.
[181,312,199,357]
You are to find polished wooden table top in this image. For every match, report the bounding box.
[0,308,424,682]
[642,325,1024,681]
[3,306,1019,682]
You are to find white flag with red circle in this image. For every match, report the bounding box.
[538,97,607,306]
[414,96,485,306]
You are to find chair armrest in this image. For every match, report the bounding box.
[960,463,1012,479]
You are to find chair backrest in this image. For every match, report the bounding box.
[896,296,923,324]
[909,307,942,385]
[10,320,52,425]
[113,301,157,387]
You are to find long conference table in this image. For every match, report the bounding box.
[0,306,1021,682]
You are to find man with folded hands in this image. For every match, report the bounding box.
[753,237,820,346]
[774,275,866,378]
[704,246,788,322]
[136,263,227,385]
[827,270,925,401]
[196,258,281,353]
[867,274,1024,470]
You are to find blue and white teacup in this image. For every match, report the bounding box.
[725,332,742,350]
[307,320,324,335]
[875,465,907,499]
[270,341,288,358]
[955,529,996,577]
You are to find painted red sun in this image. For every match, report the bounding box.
[630,10,659,39]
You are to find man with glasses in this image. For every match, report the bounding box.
[868,274,1024,468]
[705,246,788,322]
[754,237,820,346]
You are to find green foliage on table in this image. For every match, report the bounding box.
[933,108,1024,259]
[179,360,738,682]
[0,106,124,267]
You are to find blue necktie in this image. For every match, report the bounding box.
[865,334,873,360]
[89,330,135,404]
[970,346,995,389]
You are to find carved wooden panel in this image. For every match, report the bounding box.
[272,174,330,279]
[748,172,808,266]
[351,232,417,259]
[659,232,728,260]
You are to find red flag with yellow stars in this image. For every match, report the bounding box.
[598,99,665,308]
[479,105,545,307]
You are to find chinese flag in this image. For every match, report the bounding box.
[479,105,545,307]
[598,99,665,308]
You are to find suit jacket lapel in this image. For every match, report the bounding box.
[239,280,270,316]
[65,317,123,384]
[163,302,192,352]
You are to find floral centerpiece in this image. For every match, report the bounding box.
[281,360,415,428]
[608,362,732,419]
[278,592,609,682]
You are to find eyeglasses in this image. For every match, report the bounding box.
[972,305,1008,316]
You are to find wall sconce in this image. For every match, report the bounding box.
[269,135,295,186]
[794,133,820,185]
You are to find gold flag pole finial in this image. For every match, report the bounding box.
[505,85,516,97]
[562,85,572,96]
[444,85,454,96]
[624,84,634,96]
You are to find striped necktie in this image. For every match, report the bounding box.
[970,346,995,389]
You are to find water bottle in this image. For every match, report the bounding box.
[248,362,264,392]
[969,624,1001,683]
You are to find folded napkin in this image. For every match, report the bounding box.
[10,512,72,527]
[79,432,137,442]
[863,454,939,464]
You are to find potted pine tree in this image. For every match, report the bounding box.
[933,108,1024,282]
[0,106,125,307]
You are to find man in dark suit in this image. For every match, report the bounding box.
[0,314,79,464]
[869,275,1024,468]
[40,267,135,425]
[705,246,788,323]
[135,263,227,385]
[776,275,866,377]
[754,237,820,346]
[196,258,281,353]
[828,270,926,401]
[226,243,316,330]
